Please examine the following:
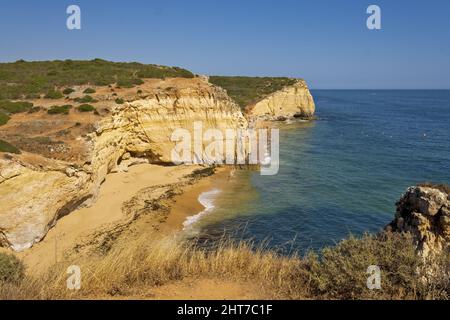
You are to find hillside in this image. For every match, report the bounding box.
[0,59,194,100]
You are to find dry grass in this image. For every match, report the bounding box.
[1,232,448,300]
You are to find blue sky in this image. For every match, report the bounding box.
[0,0,449,89]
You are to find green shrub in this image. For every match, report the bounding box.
[47,105,72,115]
[44,89,63,99]
[63,88,75,95]
[0,139,20,153]
[0,253,24,283]
[77,104,95,112]
[115,98,125,104]
[74,95,97,103]
[0,111,10,125]
[0,100,33,114]
[83,87,96,94]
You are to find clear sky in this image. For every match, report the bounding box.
[1,0,449,89]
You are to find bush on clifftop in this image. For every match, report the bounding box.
[0,100,33,114]
[0,112,10,126]
[77,104,95,112]
[47,105,72,115]
[44,89,63,99]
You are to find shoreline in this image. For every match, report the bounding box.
[14,163,232,273]
[159,166,232,236]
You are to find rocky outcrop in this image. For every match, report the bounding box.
[0,78,247,251]
[247,79,315,121]
[387,185,450,258]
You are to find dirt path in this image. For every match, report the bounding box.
[94,278,269,300]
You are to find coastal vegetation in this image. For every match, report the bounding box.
[0,100,33,114]
[209,76,297,109]
[0,253,24,284]
[0,139,20,153]
[0,100,34,126]
[0,112,10,126]
[44,89,64,99]
[77,104,95,112]
[83,88,96,94]
[63,88,75,95]
[115,98,125,104]
[74,95,97,103]
[47,105,72,115]
[0,59,195,100]
[0,232,447,300]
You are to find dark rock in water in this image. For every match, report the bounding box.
[387,184,450,258]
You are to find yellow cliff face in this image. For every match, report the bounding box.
[247,80,315,121]
[0,76,315,251]
[0,77,247,251]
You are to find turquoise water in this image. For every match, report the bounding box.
[190,90,450,254]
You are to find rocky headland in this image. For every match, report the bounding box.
[0,62,315,252]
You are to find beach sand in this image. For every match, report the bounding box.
[15,163,233,273]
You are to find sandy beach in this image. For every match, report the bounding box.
[16,163,231,273]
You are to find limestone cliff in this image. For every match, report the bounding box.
[387,185,450,258]
[0,78,247,251]
[246,79,315,121]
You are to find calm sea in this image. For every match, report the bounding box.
[187,90,450,254]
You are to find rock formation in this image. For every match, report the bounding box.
[0,76,316,251]
[0,78,247,251]
[387,185,450,258]
[246,79,315,121]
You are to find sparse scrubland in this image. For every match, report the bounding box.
[1,232,447,300]
[0,59,195,100]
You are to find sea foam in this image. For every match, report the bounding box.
[183,188,221,229]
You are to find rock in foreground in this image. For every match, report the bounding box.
[388,184,450,258]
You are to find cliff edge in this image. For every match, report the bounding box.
[246,79,315,121]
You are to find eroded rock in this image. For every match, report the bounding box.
[388,185,450,258]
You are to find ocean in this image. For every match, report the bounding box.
[185,90,450,254]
